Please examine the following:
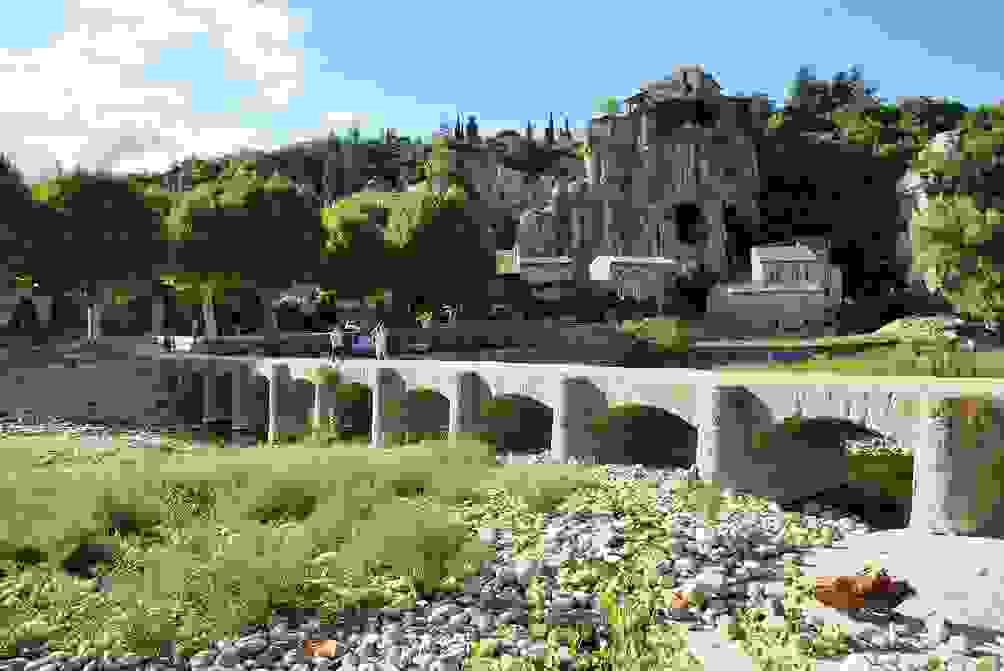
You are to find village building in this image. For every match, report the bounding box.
[513,65,770,302]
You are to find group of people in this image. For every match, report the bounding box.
[328,321,387,362]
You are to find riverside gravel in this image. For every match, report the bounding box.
[0,418,955,671]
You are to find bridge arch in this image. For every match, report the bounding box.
[597,403,698,469]
[483,393,554,458]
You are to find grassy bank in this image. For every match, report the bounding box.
[622,316,1004,378]
[0,429,937,671]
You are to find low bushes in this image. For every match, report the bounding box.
[0,429,937,671]
[0,435,606,659]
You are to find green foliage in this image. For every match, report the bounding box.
[161,164,323,304]
[911,193,1004,320]
[619,318,691,352]
[321,184,492,313]
[26,171,170,300]
[0,427,918,667]
[593,96,621,115]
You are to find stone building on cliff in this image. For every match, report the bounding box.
[516,65,772,296]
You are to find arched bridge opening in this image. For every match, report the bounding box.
[767,415,912,531]
[483,394,554,460]
[595,404,697,469]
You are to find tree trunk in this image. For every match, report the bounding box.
[259,288,282,336]
[87,302,103,341]
[151,292,165,338]
[202,298,218,340]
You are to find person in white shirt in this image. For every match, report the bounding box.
[329,323,345,362]
[372,321,387,360]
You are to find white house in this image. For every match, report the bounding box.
[588,256,682,308]
[751,240,839,295]
[708,239,842,335]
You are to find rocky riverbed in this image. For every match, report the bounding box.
[1,417,1000,671]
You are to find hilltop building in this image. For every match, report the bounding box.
[515,65,771,298]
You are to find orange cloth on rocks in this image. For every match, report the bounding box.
[303,640,339,657]
[814,575,880,610]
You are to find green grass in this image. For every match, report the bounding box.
[0,429,941,671]
[619,318,692,352]
[727,340,1004,378]
[692,316,1004,378]
[496,252,515,274]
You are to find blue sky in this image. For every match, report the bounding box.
[1,0,1001,184]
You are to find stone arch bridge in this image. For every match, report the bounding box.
[9,353,1003,538]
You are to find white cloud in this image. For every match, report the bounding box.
[322,111,369,128]
[0,0,310,183]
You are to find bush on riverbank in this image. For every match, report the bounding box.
[619,318,691,352]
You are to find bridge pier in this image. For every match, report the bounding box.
[202,370,218,424]
[553,376,609,464]
[231,364,255,433]
[370,366,406,448]
[696,385,751,487]
[267,363,286,443]
[910,413,955,535]
[449,371,488,444]
[312,379,334,437]
[908,404,1004,538]
[697,384,851,504]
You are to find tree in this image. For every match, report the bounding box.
[911,193,1004,321]
[593,96,620,115]
[0,154,70,339]
[465,115,479,142]
[546,113,555,145]
[28,169,172,340]
[320,136,496,326]
[160,162,326,339]
[908,111,1004,320]
[379,194,495,324]
[784,65,815,102]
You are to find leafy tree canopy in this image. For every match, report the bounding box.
[593,96,621,115]
[908,110,1004,320]
[911,193,1004,320]
[161,165,325,304]
[27,170,169,299]
[321,184,494,317]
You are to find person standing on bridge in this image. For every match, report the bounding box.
[329,323,345,363]
[372,321,387,360]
